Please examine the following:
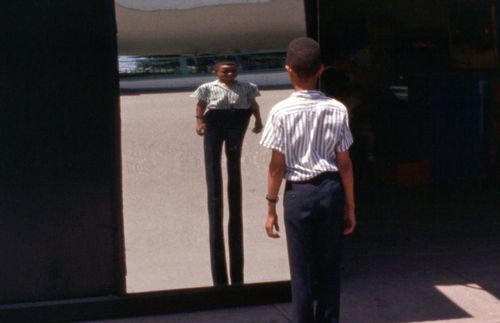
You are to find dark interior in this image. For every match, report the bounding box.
[319,0,500,307]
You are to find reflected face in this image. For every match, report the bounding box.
[214,64,238,83]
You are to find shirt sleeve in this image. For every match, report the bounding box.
[190,84,208,102]
[259,110,285,153]
[247,83,261,99]
[335,113,354,152]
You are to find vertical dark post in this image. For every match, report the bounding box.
[0,0,125,303]
[304,0,319,40]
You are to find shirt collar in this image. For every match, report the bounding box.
[215,80,239,88]
[291,90,324,98]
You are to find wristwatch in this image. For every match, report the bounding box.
[265,195,279,203]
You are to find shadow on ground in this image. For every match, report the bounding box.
[340,180,500,322]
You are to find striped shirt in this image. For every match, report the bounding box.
[260,90,353,181]
[190,80,260,110]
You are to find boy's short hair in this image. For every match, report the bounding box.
[286,37,322,78]
[213,60,238,71]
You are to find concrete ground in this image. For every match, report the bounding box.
[120,88,293,292]
[78,89,500,322]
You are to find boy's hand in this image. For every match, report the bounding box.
[196,122,206,136]
[265,213,280,238]
[343,207,356,235]
[252,119,263,134]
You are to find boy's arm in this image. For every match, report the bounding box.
[195,101,207,136]
[265,149,286,238]
[250,98,263,133]
[336,150,356,235]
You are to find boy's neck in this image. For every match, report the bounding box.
[219,79,236,87]
[292,78,318,92]
[286,64,323,92]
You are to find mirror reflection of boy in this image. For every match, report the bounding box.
[191,61,263,286]
[260,38,356,323]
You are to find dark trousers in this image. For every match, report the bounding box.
[203,109,252,286]
[284,172,344,323]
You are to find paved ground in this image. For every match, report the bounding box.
[79,89,500,322]
[120,88,294,292]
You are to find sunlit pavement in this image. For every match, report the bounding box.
[119,89,293,292]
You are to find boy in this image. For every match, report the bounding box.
[191,61,263,286]
[260,37,356,322]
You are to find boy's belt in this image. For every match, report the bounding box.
[288,171,339,185]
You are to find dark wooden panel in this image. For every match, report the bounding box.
[0,0,125,303]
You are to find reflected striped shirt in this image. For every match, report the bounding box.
[190,80,260,110]
[260,90,353,181]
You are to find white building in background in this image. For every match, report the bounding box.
[115,0,306,90]
[115,0,306,55]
